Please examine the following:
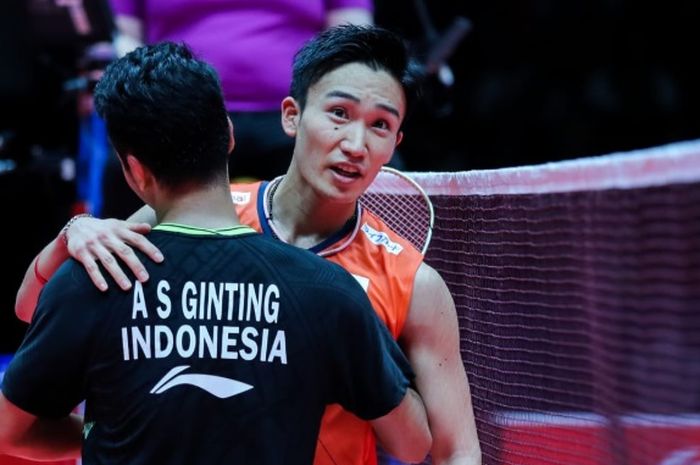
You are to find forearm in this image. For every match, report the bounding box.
[15,236,70,323]
[0,414,82,461]
[413,356,481,465]
[371,387,432,464]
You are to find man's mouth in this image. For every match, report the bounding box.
[331,165,362,179]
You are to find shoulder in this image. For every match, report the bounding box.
[359,209,420,256]
[414,262,446,289]
[352,207,424,294]
[31,259,106,335]
[402,262,457,340]
[251,239,375,330]
[412,262,454,311]
[249,234,359,284]
[37,259,110,319]
[45,258,96,294]
[354,209,423,262]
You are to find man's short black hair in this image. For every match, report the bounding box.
[94,42,230,189]
[290,25,420,118]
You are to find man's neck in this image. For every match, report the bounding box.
[154,184,241,229]
[268,173,357,249]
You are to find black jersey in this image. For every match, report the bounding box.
[2,224,412,465]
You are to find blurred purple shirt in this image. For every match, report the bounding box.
[110,0,373,112]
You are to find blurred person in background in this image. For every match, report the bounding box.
[100,0,375,219]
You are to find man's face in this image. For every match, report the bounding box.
[287,62,405,203]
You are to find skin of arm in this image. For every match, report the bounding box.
[370,386,432,463]
[0,394,82,461]
[14,205,160,323]
[15,236,70,324]
[399,263,482,465]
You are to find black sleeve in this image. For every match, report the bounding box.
[2,261,101,418]
[323,271,413,421]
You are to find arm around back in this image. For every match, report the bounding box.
[14,206,161,323]
[4,264,94,461]
[15,236,70,323]
[0,393,82,462]
[370,386,432,463]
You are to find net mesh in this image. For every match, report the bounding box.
[360,167,434,255]
[383,140,700,465]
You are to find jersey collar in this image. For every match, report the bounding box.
[257,180,361,256]
[153,223,256,237]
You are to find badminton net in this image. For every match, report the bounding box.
[391,139,700,465]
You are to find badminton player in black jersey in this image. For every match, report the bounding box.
[0,42,430,465]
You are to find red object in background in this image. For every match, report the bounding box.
[0,458,75,465]
[70,201,89,217]
[497,412,700,465]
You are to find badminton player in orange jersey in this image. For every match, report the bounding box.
[15,26,481,465]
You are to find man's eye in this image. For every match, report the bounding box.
[331,108,347,118]
[374,120,389,130]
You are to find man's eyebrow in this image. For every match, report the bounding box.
[325,90,401,118]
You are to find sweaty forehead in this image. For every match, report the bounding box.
[308,63,406,117]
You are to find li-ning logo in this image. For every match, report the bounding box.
[361,223,403,255]
[230,191,251,205]
[151,365,254,399]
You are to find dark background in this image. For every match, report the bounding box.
[2,0,700,351]
[379,0,700,171]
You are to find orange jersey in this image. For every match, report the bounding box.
[231,181,423,465]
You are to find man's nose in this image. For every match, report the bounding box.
[339,123,368,157]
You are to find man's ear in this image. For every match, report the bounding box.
[124,154,151,193]
[227,116,235,154]
[281,97,301,137]
[395,131,404,148]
